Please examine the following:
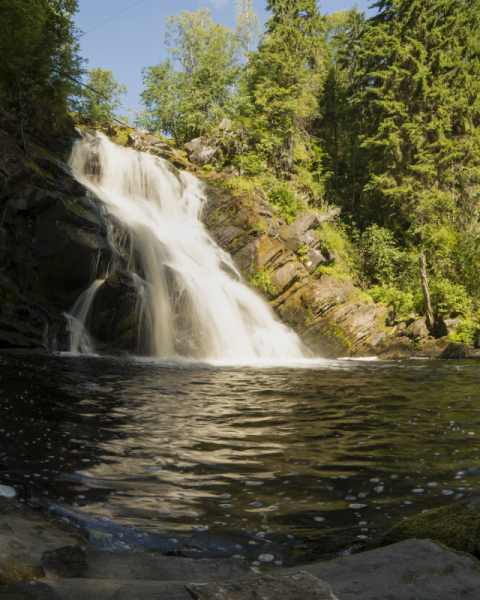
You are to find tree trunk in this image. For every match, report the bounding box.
[419,253,433,329]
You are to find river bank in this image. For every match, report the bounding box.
[1,493,480,599]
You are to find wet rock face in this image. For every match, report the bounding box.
[203,184,390,358]
[0,115,115,350]
[89,270,145,351]
[201,182,476,359]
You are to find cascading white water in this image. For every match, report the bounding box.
[67,132,307,362]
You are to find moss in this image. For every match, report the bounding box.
[381,498,480,557]
[0,282,21,308]
[0,137,53,182]
[316,263,353,283]
[305,305,314,327]
[250,266,275,294]
[325,323,352,354]
[0,560,44,588]
[249,218,269,236]
[26,141,61,166]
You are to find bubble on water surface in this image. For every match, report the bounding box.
[258,554,274,562]
[0,485,16,499]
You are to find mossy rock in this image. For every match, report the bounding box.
[0,560,44,588]
[382,497,480,557]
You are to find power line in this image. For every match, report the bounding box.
[80,0,148,37]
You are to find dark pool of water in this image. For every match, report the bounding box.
[1,353,480,567]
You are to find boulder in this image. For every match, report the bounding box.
[382,498,480,556]
[436,317,462,338]
[412,336,470,359]
[187,571,338,600]
[184,121,247,168]
[184,137,219,167]
[304,538,480,600]
[126,131,189,170]
[127,130,172,154]
[405,318,430,340]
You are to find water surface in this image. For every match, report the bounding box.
[1,353,479,566]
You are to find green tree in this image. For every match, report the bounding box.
[316,7,368,209]
[248,0,325,173]
[234,0,262,90]
[139,8,237,144]
[0,0,81,129]
[71,68,128,124]
[359,0,480,258]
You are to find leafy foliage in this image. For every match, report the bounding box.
[70,68,127,124]
[138,8,242,144]
[247,0,325,173]
[266,182,304,223]
[417,279,473,319]
[369,285,414,319]
[449,320,480,346]
[0,0,81,128]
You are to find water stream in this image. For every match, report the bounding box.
[67,133,305,362]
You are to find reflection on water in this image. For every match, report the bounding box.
[1,353,480,566]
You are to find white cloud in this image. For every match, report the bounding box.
[205,0,231,8]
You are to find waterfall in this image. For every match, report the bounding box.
[67,132,307,362]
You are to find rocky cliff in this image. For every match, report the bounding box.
[0,113,476,359]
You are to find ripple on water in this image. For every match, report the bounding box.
[1,354,480,565]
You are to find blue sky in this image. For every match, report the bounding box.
[74,0,375,120]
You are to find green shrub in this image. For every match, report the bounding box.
[415,279,473,318]
[449,320,480,346]
[357,224,418,288]
[234,152,265,176]
[267,182,304,224]
[250,267,275,293]
[369,284,415,319]
[315,262,353,283]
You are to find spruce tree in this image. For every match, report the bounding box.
[359,0,480,260]
[248,0,325,173]
[316,7,368,208]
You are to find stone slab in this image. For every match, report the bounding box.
[187,571,338,600]
[0,499,85,568]
[82,550,252,582]
[303,538,480,600]
[0,579,191,600]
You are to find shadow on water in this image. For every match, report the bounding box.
[1,353,480,566]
